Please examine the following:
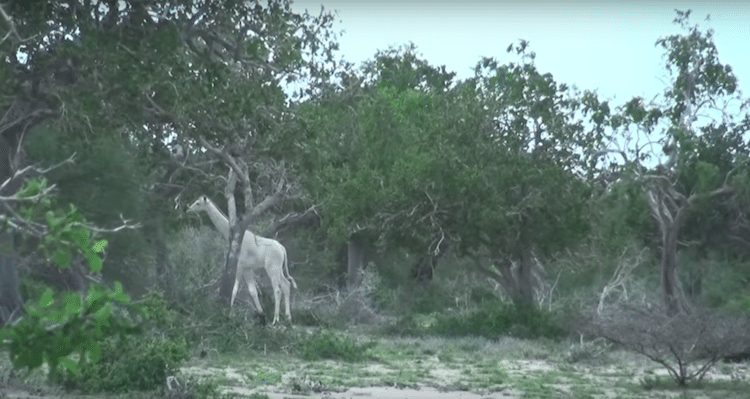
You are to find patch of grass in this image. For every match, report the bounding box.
[251,367,282,385]
[640,375,668,391]
[298,330,377,362]
[437,351,454,363]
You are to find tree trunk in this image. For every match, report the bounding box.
[218,226,244,303]
[0,235,23,326]
[152,217,171,289]
[0,122,31,326]
[661,224,690,315]
[513,244,536,308]
[346,239,364,290]
[470,251,539,310]
[411,254,435,283]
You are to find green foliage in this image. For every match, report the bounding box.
[701,256,750,312]
[0,178,140,381]
[362,43,456,93]
[302,41,601,295]
[165,226,226,320]
[59,333,189,393]
[656,9,738,124]
[139,290,177,321]
[25,125,151,292]
[394,282,457,316]
[16,178,109,272]
[378,315,425,337]
[428,304,565,340]
[3,283,135,379]
[298,330,377,362]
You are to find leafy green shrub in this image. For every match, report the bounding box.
[60,333,189,393]
[298,330,376,362]
[0,177,143,381]
[429,304,564,340]
[138,290,188,341]
[723,295,750,315]
[58,293,190,393]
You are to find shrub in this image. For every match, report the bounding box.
[59,291,190,393]
[298,330,376,362]
[429,304,565,340]
[588,303,750,386]
[60,333,189,393]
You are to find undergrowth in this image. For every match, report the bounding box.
[58,291,190,393]
[298,330,377,362]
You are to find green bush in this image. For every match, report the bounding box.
[59,291,191,393]
[379,314,425,337]
[0,177,143,381]
[429,304,564,340]
[298,330,376,362]
[60,333,189,393]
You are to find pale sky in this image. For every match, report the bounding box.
[291,1,750,104]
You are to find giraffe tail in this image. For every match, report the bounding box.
[284,251,297,289]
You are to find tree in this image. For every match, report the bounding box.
[150,1,339,303]
[605,10,750,315]
[452,42,605,308]
[2,0,339,308]
[298,41,605,309]
[295,45,459,287]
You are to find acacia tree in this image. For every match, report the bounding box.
[156,1,338,303]
[602,10,750,315]
[2,0,339,308]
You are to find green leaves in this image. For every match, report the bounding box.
[39,289,54,308]
[6,283,136,378]
[13,178,109,271]
[302,41,597,262]
[0,177,135,379]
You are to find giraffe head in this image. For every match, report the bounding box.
[187,195,211,213]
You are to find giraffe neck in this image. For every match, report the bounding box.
[202,199,231,241]
[202,199,259,244]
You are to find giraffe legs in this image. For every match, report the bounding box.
[232,267,265,323]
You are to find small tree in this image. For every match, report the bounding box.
[590,303,750,386]
[602,10,750,315]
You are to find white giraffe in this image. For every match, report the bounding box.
[188,195,296,325]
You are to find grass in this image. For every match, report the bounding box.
[179,330,750,399]
[1,327,749,398]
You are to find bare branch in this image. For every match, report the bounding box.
[0,153,75,199]
[0,3,38,45]
[247,178,285,220]
[593,148,630,164]
[268,205,319,235]
[71,214,141,233]
[197,137,252,188]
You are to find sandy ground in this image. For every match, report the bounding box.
[221,385,522,399]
